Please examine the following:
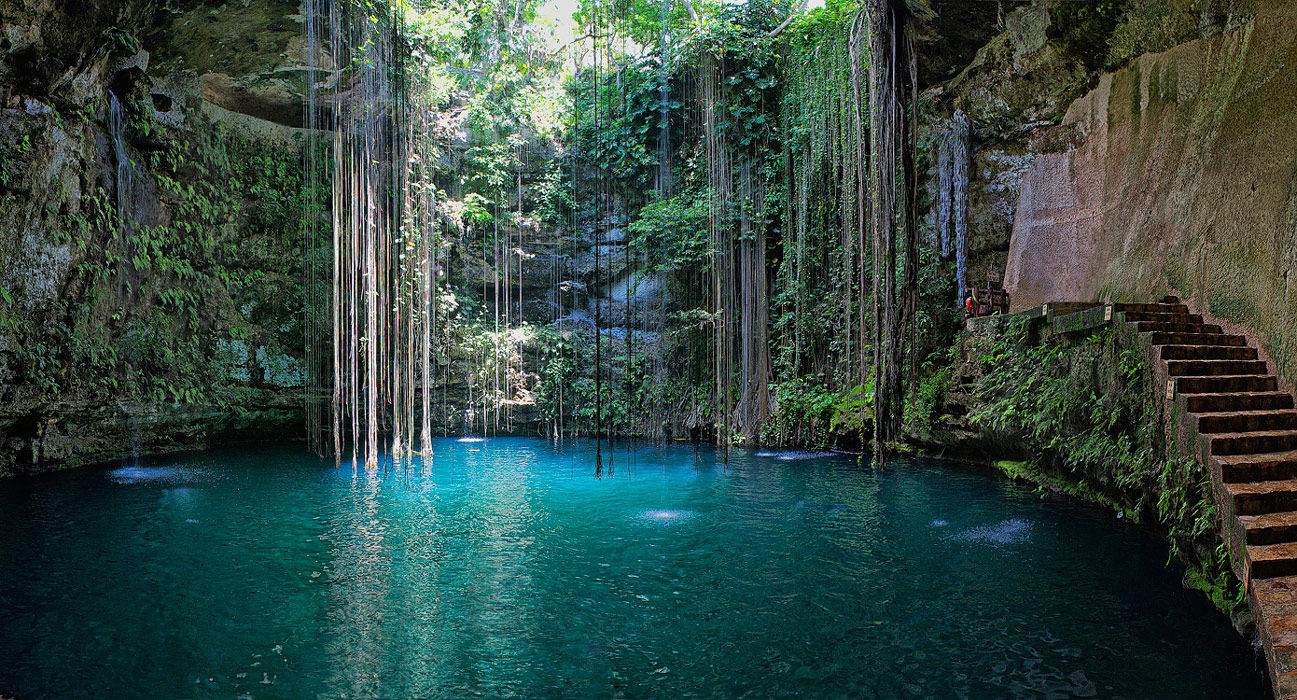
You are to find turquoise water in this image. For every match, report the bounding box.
[0,439,1268,699]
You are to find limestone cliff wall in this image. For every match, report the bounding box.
[0,0,313,476]
[0,0,664,473]
[1004,8,1297,384]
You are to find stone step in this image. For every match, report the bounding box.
[1247,542,1297,579]
[1227,480,1297,516]
[1177,375,1278,393]
[1147,331,1248,347]
[1242,511,1297,545]
[1159,295,1181,304]
[1197,411,1297,434]
[1136,321,1224,334]
[1110,302,1188,313]
[1206,430,1297,457]
[1215,451,1297,483]
[1121,311,1204,324]
[1185,392,1295,413]
[1159,345,1258,361]
[1167,359,1269,376]
[1245,577,1297,698]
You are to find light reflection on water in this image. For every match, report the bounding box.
[951,517,1033,547]
[755,449,840,461]
[638,508,698,523]
[0,439,1268,699]
[108,465,202,484]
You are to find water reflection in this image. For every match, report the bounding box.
[0,441,1269,700]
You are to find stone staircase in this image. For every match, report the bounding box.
[1129,296,1297,697]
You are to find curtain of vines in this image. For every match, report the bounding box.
[868,0,920,462]
[770,0,920,456]
[588,0,921,454]
[305,0,442,467]
[775,16,871,440]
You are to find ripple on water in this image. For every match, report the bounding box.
[754,449,836,461]
[951,518,1032,546]
[455,437,487,443]
[108,465,200,485]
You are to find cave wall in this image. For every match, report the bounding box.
[1003,6,1297,386]
[925,0,1252,290]
[13,0,1287,471]
[0,0,315,476]
[0,0,666,472]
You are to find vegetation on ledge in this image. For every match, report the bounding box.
[911,318,1245,620]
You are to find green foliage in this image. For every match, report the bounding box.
[966,319,1245,617]
[628,190,710,271]
[904,366,953,435]
[763,376,871,447]
[119,310,208,404]
[105,26,141,55]
[533,326,578,425]
[13,338,62,397]
[574,0,706,48]
[0,130,35,189]
[1048,1,1124,72]
[829,382,870,435]
[460,322,539,417]
[459,192,495,228]
[571,58,671,190]
[533,160,575,228]
[782,0,863,48]
[465,141,518,193]
[970,322,1148,475]
[1105,2,1199,70]
[766,3,879,421]
[572,348,659,436]
[5,101,316,409]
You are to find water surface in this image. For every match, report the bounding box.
[0,439,1268,699]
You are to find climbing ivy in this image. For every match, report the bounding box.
[963,318,1245,618]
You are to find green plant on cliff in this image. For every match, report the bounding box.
[904,364,953,435]
[965,318,1245,616]
[106,26,141,55]
[534,160,574,228]
[763,376,872,447]
[15,99,319,411]
[628,190,711,272]
[534,326,578,429]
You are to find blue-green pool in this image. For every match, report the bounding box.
[0,439,1268,699]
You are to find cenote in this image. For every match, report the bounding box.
[7,0,1297,695]
[0,440,1268,699]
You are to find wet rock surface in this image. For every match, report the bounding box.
[0,0,312,476]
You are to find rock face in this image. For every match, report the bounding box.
[0,0,665,470]
[926,0,1247,291]
[0,0,313,476]
[1003,7,1297,388]
[928,2,1103,284]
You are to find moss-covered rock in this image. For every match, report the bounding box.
[909,316,1247,623]
[0,0,319,476]
[921,0,1260,302]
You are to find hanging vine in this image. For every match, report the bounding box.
[298,0,939,462]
